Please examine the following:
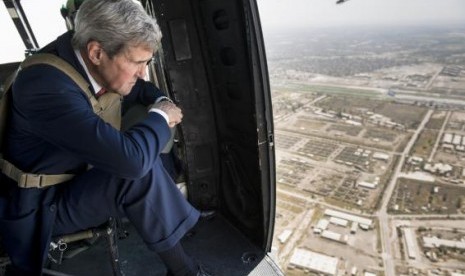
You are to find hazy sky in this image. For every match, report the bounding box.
[257,0,465,30]
[0,0,65,63]
[1,0,465,63]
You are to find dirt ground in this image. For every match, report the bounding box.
[389,179,465,214]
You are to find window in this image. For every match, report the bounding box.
[0,0,66,63]
[257,1,465,275]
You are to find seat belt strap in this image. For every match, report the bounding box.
[0,158,75,188]
[20,53,103,113]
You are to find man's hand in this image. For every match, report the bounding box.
[151,101,183,127]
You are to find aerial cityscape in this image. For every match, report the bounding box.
[266,25,465,276]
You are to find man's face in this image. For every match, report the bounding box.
[98,45,153,96]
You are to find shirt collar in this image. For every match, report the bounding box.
[74,49,102,95]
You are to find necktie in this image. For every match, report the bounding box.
[96,88,106,98]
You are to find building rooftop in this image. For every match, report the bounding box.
[289,248,339,276]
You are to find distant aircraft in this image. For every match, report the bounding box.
[336,0,351,4]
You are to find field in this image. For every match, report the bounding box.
[447,111,465,131]
[336,147,368,166]
[389,179,465,214]
[327,124,362,136]
[297,139,339,161]
[425,111,447,130]
[410,129,438,158]
[315,96,427,130]
[301,169,344,196]
[316,96,381,116]
[275,134,303,150]
[363,128,398,142]
[376,102,427,129]
[277,158,314,187]
[293,118,326,132]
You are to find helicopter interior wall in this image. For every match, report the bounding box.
[146,0,268,250]
[0,63,20,90]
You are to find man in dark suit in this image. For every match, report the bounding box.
[0,0,204,275]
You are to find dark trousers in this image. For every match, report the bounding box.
[52,159,199,252]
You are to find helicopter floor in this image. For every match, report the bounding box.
[45,214,283,276]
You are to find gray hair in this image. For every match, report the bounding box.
[72,0,162,58]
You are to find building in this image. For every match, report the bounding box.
[314,219,330,234]
[359,224,370,231]
[423,162,453,175]
[423,236,465,250]
[443,133,453,144]
[358,181,377,189]
[278,229,292,243]
[288,248,339,276]
[350,222,358,234]
[441,66,461,77]
[373,152,389,161]
[324,209,373,227]
[399,171,435,182]
[321,230,342,241]
[453,134,462,146]
[345,119,362,126]
[408,156,423,165]
[403,228,417,260]
[442,144,454,151]
[329,217,349,227]
[321,230,348,244]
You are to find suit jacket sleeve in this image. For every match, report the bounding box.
[123,79,166,106]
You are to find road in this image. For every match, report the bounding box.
[377,109,433,276]
[277,209,314,268]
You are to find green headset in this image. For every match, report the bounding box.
[60,0,86,30]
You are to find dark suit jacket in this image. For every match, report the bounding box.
[0,31,171,274]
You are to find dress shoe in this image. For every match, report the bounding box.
[165,263,213,276]
[199,210,215,221]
